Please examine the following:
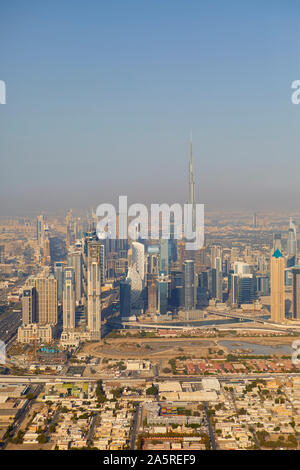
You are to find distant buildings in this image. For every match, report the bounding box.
[0,245,5,263]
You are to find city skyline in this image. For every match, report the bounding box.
[1,1,300,455]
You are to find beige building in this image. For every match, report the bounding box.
[270,249,285,323]
[87,239,102,339]
[22,287,36,324]
[25,275,57,325]
[17,323,56,343]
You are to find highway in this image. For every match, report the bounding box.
[0,310,22,345]
[0,372,299,385]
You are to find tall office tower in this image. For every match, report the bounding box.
[230,246,240,264]
[223,254,230,275]
[170,270,183,308]
[194,246,206,273]
[256,275,270,296]
[157,275,168,315]
[238,275,255,305]
[177,240,185,270]
[43,225,51,265]
[215,256,223,302]
[54,262,65,303]
[253,213,257,228]
[22,287,36,325]
[120,280,131,318]
[244,245,252,263]
[36,214,45,246]
[273,233,282,252]
[210,245,222,269]
[99,243,105,286]
[288,218,297,258]
[234,261,251,276]
[63,267,75,331]
[183,260,196,309]
[230,273,239,306]
[169,213,178,263]
[66,209,74,250]
[257,255,268,274]
[87,239,102,339]
[67,250,82,304]
[197,270,208,307]
[131,241,145,282]
[207,268,217,299]
[147,278,157,314]
[292,267,300,319]
[126,266,143,311]
[0,245,5,263]
[146,246,159,277]
[188,132,196,234]
[25,276,57,325]
[270,249,285,323]
[159,239,169,275]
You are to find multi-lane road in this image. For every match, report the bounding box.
[0,309,22,348]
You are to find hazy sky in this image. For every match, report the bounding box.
[0,0,300,216]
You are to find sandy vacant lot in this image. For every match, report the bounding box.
[82,337,217,359]
[81,334,296,359]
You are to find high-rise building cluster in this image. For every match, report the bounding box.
[18,139,300,350]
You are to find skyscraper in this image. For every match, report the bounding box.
[292,267,300,319]
[253,213,257,228]
[159,239,169,275]
[183,260,195,310]
[270,249,285,323]
[188,132,196,234]
[67,249,83,304]
[287,218,297,260]
[54,262,65,303]
[22,287,36,325]
[132,241,145,282]
[25,276,57,325]
[87,239,102,339]
[120,280,131,319]
[36,214,45,246]
[63,267,75,331]
[157,275,168,315]
[147,278,157,314]
[66,209,74,250]
[215,256,223,302]
[273,233,282,252]
[210,245,222,269]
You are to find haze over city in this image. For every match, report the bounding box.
[1,0,300,215]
